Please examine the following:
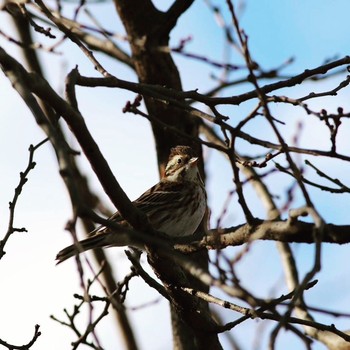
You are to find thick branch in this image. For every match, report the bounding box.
[159,0,195,37]
[0,47,149,232]
[176,219,350,253]
[56,218,350,255]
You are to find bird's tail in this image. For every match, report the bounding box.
[56,234,109,264]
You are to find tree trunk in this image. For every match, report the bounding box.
[113,1,221,348]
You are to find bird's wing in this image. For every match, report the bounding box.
[93,181,184,234]
[132,181,184,213]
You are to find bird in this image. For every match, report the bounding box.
[56,145,207,263]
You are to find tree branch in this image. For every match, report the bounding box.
[0,139,49,259]
[0,324,41,350]
[0,48,151,232]
[159,0,195,37]
[176,218,350,253]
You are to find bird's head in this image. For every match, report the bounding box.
[164,146,200,182]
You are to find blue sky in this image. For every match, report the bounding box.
[1,1,350,349]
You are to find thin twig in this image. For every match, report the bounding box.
[0,139,48,259]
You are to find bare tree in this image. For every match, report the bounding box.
[1,0,350,349]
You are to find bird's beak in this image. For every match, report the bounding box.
[189,157,199,167]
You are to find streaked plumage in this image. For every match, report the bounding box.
[56,145,206,263]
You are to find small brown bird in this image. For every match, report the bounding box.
[56,145,207,263]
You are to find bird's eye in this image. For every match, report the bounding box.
[177,158,182,164]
